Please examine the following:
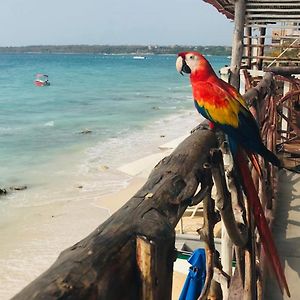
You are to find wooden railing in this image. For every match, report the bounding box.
[12,71,299,300]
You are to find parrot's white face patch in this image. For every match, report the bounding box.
[184,53,201,73]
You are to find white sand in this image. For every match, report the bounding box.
[0,133,191,299]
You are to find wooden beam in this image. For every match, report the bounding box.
[245,27,252,68]
[230,0,246,90]
[247,0,300,3]
[246,9,300,13]
[243,55,300,62]
[244,35,298,39]
[245,24,300,29]
[247,3,300,7]
[263,66,300,75]
[257,27,266,70]
[243,44,300,49]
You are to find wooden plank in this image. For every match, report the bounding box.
[244,35,298,39]
[243,44,300,49]
[245,27,252,68]
[243,55,300,62]
[136,236,155,300]
[257,26,266,70]
[247,3,300,7]
[245,24,300,28]
[246,9,300,13]
[246,14,300,18]
[283,143,300,155]
[248,0,300,3]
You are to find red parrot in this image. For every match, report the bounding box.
[176,51,290,297]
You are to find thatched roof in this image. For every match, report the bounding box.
[205,0,300,25]
[203,0,234,20]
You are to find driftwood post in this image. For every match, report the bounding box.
[12,129,218,300]
[230,0,246,89]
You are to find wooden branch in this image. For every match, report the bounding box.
[197,191,220,300]
[12,129,218,300]
[228,253,245,300]
[244,73,274,107]
[213,251,231,300]
[210,149,248,248]
[244,203,257,300]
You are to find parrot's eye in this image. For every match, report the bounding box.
[189,55,194,59]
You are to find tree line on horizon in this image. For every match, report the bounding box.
[0,45,232,56]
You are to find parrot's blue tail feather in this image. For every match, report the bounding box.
[260,146,282,168]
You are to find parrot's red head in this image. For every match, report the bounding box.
[176,51,216,81]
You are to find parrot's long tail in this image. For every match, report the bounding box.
[236,149,290,297]
[260,145,282,168]
[246,151,262,178]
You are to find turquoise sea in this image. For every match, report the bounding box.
[0,53,230,209]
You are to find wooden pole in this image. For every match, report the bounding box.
[230,0,246,90]
[245,27,252,68]
[257,27,266,70]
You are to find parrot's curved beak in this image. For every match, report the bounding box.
[176,56,191,75]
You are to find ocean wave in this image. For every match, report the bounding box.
[43,121,55,127]
[0,127,13,133]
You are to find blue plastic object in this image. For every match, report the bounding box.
[179,248,206,300]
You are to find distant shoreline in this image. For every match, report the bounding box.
[0,45,232,56]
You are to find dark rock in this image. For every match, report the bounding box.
[79,129,92,134]
[10,185,27,191]
[0,188,7,195]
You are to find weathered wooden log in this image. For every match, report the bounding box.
[12,128,218,300]
[264,66,300,76]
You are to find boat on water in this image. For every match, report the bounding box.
[133,56,146,60]
[34,74,50,87]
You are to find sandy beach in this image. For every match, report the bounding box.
[0,125,197,299]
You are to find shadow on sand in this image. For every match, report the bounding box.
[265,170,300,300]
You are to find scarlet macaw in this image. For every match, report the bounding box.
[176,51,290,297]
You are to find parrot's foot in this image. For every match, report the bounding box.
[190,123,209,134]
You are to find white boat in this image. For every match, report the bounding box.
[133,56,146,60]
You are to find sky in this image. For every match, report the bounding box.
[0,0,233,46]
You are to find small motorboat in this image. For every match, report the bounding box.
[34,74,50,87]
[133,56,146,60]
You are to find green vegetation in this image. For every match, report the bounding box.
[0,45,232,56]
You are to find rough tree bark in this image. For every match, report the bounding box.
[12,128,218,300]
